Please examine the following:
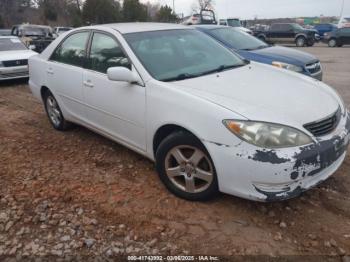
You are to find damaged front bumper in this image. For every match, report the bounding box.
[204,111,350,202]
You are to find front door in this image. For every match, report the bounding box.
[341,28,350,44]
[82,32,146,151]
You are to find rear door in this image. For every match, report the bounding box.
[47,31,90,121]
[269,24,283,42]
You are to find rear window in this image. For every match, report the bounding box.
[0,38,27,51]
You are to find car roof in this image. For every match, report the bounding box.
[13,24,52,29]
[81,22,190,34]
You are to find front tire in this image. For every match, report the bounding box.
[328,38,337,47]
[156,131,219,201]
[296,36,306,47]
[43,90,72,131]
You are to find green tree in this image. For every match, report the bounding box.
[82,0,121,25]
[122,0,148,22]
[156,5,177,23]
[33,0,58,21]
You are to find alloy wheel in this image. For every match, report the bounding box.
[329,39,337,47]
[296,37,305,47]
[165,145,214,194]
[46,96,62,127]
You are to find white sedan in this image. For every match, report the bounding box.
[28,23,350,202]
[0,36,37,80]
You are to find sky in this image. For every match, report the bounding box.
[142,0,350,20]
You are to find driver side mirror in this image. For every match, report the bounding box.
[107,67,139,83]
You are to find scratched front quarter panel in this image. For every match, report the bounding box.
[205,111,350,202]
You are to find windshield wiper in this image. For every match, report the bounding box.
[160,73,199,82]
[242,45,268,51]
[198,63,246,76]
[160,63,247,82]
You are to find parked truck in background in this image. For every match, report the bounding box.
[219,18,253,34]
[254,23,319,47]
[181,10,217,25]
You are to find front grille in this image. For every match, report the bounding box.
[306,61,322,75]
[304,108,341,137]
[0,71,29,79]
[2,59,28,67]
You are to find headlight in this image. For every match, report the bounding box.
[272,61,303,73]
[223,120,313,148]
[0,61,3,68]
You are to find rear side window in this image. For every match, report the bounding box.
[270,24,281,31]
[87,33,131,74]
[51,32,89,67]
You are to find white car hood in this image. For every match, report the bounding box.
[170,63,340,129]
[0,50,37,61]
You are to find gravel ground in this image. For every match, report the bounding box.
[0,44,350,260]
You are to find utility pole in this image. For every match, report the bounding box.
[340,0,345,18]
[173,0,175,14]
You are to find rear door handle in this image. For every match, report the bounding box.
[83,80,94,88]
[46,68,54,75]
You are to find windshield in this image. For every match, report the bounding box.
[124,29,246,82]
[227,19,241,27]
[0,38,27,51]
[209,27,268,50]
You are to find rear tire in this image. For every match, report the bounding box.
[328,38,337,47]
[43,90,72,131]
[156,131,219,201]
[296,36,306,47]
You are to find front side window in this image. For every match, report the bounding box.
[209,28,268,50]
[125,29,246,82]
[88,33,130,74]
[51,32,89,67]
[340,28,350,34]
[291,24,304,30]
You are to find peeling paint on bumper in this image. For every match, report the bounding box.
[204,112,350,202]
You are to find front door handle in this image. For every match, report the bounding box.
[46,68,54,75]
[83,80,94,88]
